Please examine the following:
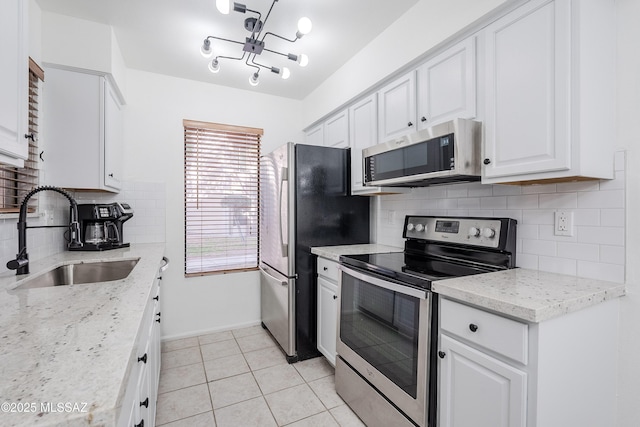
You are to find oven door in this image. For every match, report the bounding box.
[337,265,431,426]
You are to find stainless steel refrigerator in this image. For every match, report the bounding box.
[259,142,370,363]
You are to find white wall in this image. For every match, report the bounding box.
[121,69,304,339]
[614,0,640,424]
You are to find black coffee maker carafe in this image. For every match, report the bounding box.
[71,202,134,251]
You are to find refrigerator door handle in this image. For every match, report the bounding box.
[279,166,289,257]
[259,265,288,286]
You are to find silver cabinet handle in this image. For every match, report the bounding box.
[160,256,170,273]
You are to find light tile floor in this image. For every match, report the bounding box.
[156,325,366,427]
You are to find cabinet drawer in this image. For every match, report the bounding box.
[317,257,339,282]
[440,298,528,364]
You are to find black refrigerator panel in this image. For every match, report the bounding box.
[293,144,371,361]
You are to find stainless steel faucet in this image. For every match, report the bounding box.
[6,186,83,275]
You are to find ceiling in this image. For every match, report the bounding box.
[35,0,419,100]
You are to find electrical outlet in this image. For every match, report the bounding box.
[554,210,573,236]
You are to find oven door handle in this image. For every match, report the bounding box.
[339,265,428,300]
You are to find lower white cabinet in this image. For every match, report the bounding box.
[439,335,526,427]
[316,257,340,366]
[118,257,165,427]
[438,297,619,427]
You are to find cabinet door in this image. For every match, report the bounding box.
[44,68,102,188]
[377,71,417,142]
[305,124,324,146]
[104,79,123,190]
[324,110,349,148]
[439,335,526,427]
[417,37,476,129]
[317,276,338,366]
[0,0,28,167]
[483,0,571,180]
[349,94,377,193]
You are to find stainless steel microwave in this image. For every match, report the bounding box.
[363,119,482,187]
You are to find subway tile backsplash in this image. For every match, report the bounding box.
[375,151,626,284]
[0,181,165,275]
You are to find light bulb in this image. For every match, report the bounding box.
[216,0,230,14]
[297,54,309,67]
[249,72,259,86]
[297,17,312,35]
[200,39,212,58]
[281,67,291,80]
[208,59,220,73]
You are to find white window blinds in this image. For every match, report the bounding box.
[183,120,262,276]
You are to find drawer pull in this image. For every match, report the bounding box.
[469,324,479,333]
[333,295,337,300]
[140,397,149,408]
[135,420,144,427]
[438,351,446,359]
[323,266,328,271]
[153,296,159,301]
[138,353,147,364]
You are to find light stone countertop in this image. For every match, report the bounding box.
[310,244,404,262]
[432,268,625,323]
[0,243,166,427]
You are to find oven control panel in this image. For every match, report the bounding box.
[403,216,504,248]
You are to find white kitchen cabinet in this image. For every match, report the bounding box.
[316,256,340,366]
[43,66,123,192]
[482,0,615,184]
[324,110,349,148]
[438,297,619,427]
[377,71,417,142]
[417,37,476,130]
[0,0,29,167]
[118,257,166,427]
[305,123,324,146]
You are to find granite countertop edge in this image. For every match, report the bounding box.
[310,244,404,262]
[432,268,626,323]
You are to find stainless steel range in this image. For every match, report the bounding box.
[336,215,517,427]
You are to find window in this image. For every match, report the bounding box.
[184,120,262,276]
[0,58,42,213]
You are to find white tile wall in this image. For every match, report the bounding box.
[0,181,165,275]
[375,151,626,284]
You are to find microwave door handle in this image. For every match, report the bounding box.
[279,167,288,257]
[339,265,428,300]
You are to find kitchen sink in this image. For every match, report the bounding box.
[14,258,140,290]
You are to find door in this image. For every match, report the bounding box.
[338,265,430,426]
[417,37,476,129]
[439,335,527,427]
[483,0,571,179]
[104,78,123,190]
[260,263,295,357]
[259,143,294,276]
[349,94,377,193]
[317,276,338,365]
[378,71,417,142]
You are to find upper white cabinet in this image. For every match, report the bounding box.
[324,110,349,148]
[349,94,376,194]
[43,66,123,192]
[0,0,29,167]
[417,37,476,130]
[377,71,417,142]
[482,0,615,184]
[305,123,324,146]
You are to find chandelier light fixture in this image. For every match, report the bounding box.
[200,0,312,87]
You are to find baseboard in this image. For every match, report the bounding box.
[161,319,262,342]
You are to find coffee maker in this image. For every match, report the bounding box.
[71,202,134,251]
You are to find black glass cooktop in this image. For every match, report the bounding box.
[339,252,497,289]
